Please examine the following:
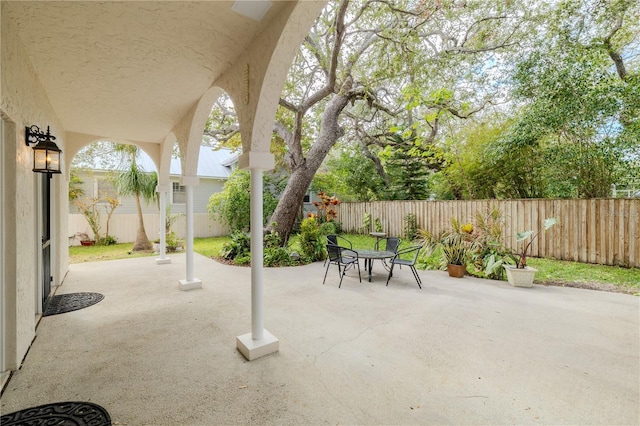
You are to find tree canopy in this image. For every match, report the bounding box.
[205,0,639,240]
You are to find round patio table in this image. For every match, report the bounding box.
[355,249,395,282]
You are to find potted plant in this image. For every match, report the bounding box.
[504,217,558,287]
[420,220,474,278]
[442,234,470,278]
[77,232,96,246]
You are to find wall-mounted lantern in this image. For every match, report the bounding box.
[25,125,62,174]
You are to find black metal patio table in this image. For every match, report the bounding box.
[355,249,395,282]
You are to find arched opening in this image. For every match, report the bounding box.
[68,140,159,250]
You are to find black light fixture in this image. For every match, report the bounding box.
[25,125,62,174]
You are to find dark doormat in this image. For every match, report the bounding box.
[43,292,104,317]
[0,401,111,425]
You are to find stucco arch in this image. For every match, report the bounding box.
[215,1,327,163]
[65,132,161,176]
[173,86,227,179]
[250,2,327,154]
[158,133,177,186]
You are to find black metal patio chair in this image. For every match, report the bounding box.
[386,245,424,289]
[324,234,353,266]
[323,244,361,288]
[374,236,401,270]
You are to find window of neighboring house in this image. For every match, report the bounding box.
[172,181,186,204]
[96,178,118,203]
[303,193,310,203]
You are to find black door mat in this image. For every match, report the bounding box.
[43,292,104,317]
[0,401,111,425]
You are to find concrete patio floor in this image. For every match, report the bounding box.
[1,253,638,425]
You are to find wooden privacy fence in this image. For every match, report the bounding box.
[336,199,640,268]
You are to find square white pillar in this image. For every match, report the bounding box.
[179,278,202,291]
[236,330,279,361]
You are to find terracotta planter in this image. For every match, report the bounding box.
[503,265,537,287]
[447,264,466,278]
[80,240,95,246]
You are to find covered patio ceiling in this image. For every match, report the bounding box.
[4,1,287,143]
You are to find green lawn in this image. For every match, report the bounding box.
[69,234,639,294]
[69,242,156,263]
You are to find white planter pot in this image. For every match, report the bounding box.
[503,265,537,288]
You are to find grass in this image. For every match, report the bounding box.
[193,236,230,258]
[69,243,156,263]
[528,257,640,292]
[69,234,639,295]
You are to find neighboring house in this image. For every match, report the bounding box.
[69,146,236,243]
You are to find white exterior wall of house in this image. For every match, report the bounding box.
[68,146,232,242]
[68,174,229,243]
[1,13,69,379]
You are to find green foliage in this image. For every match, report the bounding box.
[381,133,442,200]
[318,147,387,201]
[466,207,516,280]
[440,234,471,266]
[165,231,184,251]
[68,169,85,201]
[319,221,338,235]
[207,169,278,232]
[374,218,383,233]
[96,235,117,246]
[263,227,296,267]
[420,219,474,268]
[115,161,157,203]
[515,217,558,268]
[403,213,418,241]
[74,197,102,242]
[362,212,371,234]
[298,216,326,262]
[220,231,251,263]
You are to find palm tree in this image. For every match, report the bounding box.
[115,146,157,251]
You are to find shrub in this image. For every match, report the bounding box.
[263,226,297,267]
[319,221,337,235]
[299,215,325,262]
[207,169,278,232]
[97,235,117,246]
[220,231,251,262]
[467,207,516,280]
[404,213,418,241]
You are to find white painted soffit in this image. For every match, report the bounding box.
[4,1,286,143]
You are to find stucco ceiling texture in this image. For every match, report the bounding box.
[5,1,285,143]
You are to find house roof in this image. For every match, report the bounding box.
[139,146,235,179]
[80,146,236,180]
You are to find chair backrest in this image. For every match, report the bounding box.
[327,234,352,248]
[384,237,401,253]
[326,243,342,262]
[394,245,423,265]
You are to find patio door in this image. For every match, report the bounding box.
[41,172,52,310]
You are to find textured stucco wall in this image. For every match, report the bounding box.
[1,8,66,369]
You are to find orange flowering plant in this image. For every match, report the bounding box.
[312,192,341,223]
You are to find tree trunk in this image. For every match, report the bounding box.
[271,88,353,243]
[132,193,152,251]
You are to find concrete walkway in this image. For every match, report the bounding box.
[1,253,638,425]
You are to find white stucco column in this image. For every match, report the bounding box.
[155,184,171,265]
[178,176,202,290]
[236,152,279,361]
